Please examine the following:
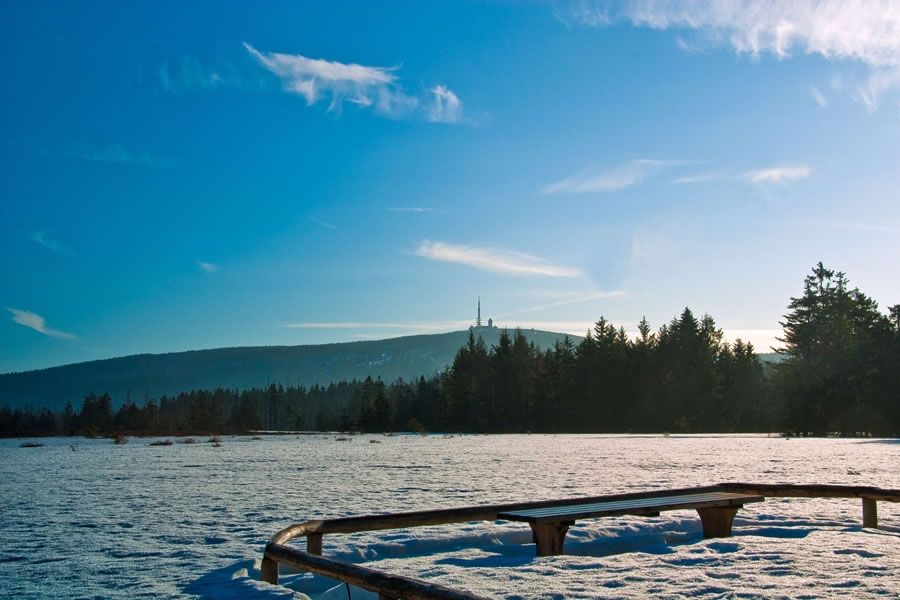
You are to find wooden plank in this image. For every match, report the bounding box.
[265,543,488,600]
[502,498,758,524]
[499,493,763,523]
[500,492,756,517]
[719,483,900,502]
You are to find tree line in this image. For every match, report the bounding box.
[2,264,897,438]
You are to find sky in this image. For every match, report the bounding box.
[2,0,899,373]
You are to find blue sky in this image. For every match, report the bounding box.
[2,1,899,372]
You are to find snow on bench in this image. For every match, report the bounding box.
[498,491,764,556]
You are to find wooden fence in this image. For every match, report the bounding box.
[261,482,900,598]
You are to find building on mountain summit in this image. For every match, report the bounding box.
[470,297,495,332]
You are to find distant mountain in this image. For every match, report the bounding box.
[757,352,786,365]
[0,327,576,411]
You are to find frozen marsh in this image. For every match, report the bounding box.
[1,434,898,599]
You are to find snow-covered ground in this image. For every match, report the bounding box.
[1,434,897,599]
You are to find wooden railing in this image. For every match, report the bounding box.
[264,543,487,600]
[261,482,900,598]
[718,482,900,528]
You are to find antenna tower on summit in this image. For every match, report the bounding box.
[476,297,482,327]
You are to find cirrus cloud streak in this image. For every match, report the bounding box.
[26,231,73,256]
[7,308,77,340]
[196,261,219,273]
[501,290,627,317]
[542,159,685,194]
[745,165,811,183]
[415,241,583,278]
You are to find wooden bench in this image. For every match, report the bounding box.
[498,491,764,556]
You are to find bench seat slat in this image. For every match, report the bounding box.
[504,498,757,522]
[498,492,762,523]
[501,492,755,517]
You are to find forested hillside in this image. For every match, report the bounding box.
[3,264,896,437]
[0,328,570,411]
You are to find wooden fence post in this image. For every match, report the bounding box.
[261,556,278,585]
[862,498,878,528]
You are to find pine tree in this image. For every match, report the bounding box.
[777,263,892,435]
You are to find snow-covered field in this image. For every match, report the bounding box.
[1,434,897,599]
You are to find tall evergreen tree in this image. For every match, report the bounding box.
[777,263,892,435]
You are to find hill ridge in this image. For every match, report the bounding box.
[0,328,576,410]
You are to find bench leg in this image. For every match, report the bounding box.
[260,556,278,585]
[862,498,878,529]
[697,506,739,538]
[530,521,571,556]
[307,533,323,555]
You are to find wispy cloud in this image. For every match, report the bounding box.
[243,43,468,123]
[387,207,434,213]
[674,35,706,54]
[672,165,811,185]
[795,219,899,234]
[672,172,722,184]
[810,85,829,108]
[744,165,811,184]
[856,67,900,111]
[7,308,76,340]
[47,141,174,168]
[542,159,684,194]
[244,42,409,114]
[282,320,468,331]
[26,231,73,256]
[501,290,627,317]
[428,85,464,123]
[158,56,227,94]
[196,261,219,273]
[243,43,408,116]
[415,241,583,277]
[569,1,900,64]
[566,1,900,110]
[525,289,605,300]
[629,225,670,265]
[310,216,338,230]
